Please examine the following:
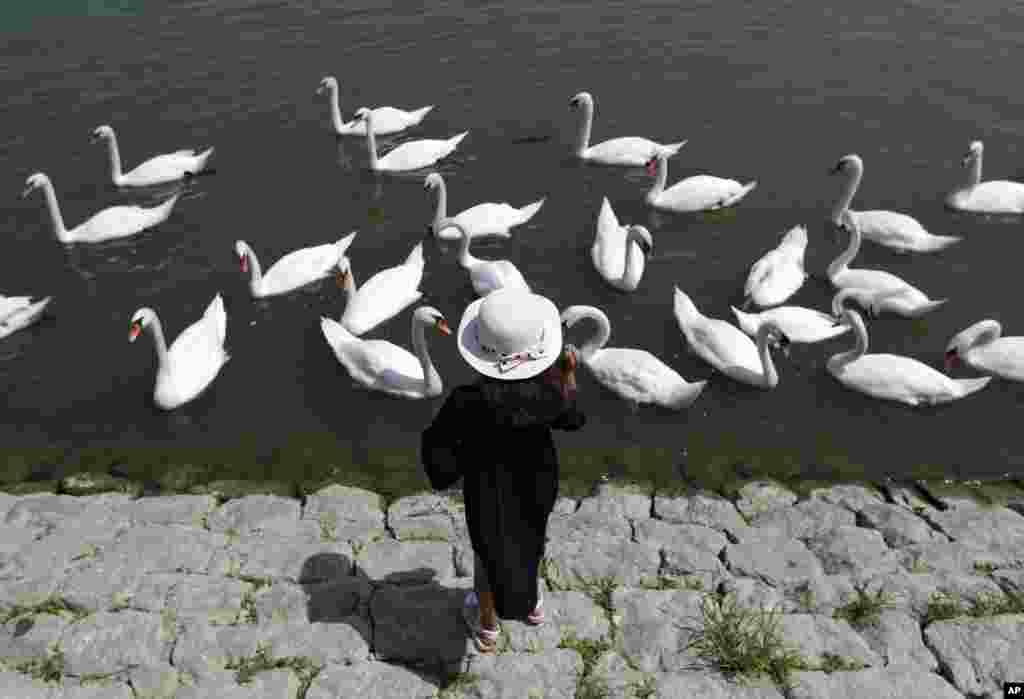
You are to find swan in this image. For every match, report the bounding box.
[443,219,530,297]
[730,304,848,345]
[827,211,944,316]
[338,241,424,336]
[673,287,789,389]
[0,295,52,340]
[129,294,230,410]
[569,91,686,166]
[830,286,946,320]
[945,140,1024,214]
[357,108,467,172]
[235,232,356,299]
[316,76,433,136]
[645,153,757,213]
[829,154,961,252]
[743,225,807,308]
[320,306,450,399]
[945,319,1024,381]
[21,173,179,244]
[91,125,213,187]
[591,198,653,292]
[561,304,706,410]
[827,307,990,406]
[425,172,545,240]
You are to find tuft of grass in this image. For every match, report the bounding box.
[237,589,258,625]
[970,590,1024,617]
[630,675,657,699]
[558,632,612,699]
[440,671,480,698]
[319,511,338,542]
[639,575,703,592]
[224,527,241,544]
[793,582,816,613]
[907,556,930,574]
[819,652,866,673]
[2,645,65,684]
[71,544,100,562]
[834,583,892,628]
[973,561,997,576]
[923,592,968,625]
[225,642,322,688]
[0,597,90,625]
[685,593,809,687]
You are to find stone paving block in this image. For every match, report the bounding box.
[460,648,582,699]
[207,495,302,538]
[653,493,749,539]
[788,665,964,699]
[355,539,454,584]
[924,614,1024,697]
[209,535,354,584]
[115,495,216,528]
[60,610,172,676]
[306,660,440,699]
[724,534,824,586]
[500,590,611,653]
[370,577,473,664]
[612,588,704,673]
[544,534,660,588]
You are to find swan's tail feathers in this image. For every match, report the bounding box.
[661,140,688,158]
[336,231,358,258]
[904,298,949,318]
[666,379,708,410]
[782,225,809,250]
[673,286,699,322]
[448,131,469,149]
[920,234,962,252]
[516,198,545,224]
[951,375,993,400]
[194,147,215,172]
[154,193,182,220]
[204,293,228,345]
[719,181,758,208]
[320,315,355,349]
[405,241,425,267]
[410,106,434,124]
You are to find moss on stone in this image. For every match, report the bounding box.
[59,472,142,497]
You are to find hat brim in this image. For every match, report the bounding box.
[457,292,563,380]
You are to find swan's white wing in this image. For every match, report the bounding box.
[159,305,227,406]
[758,306,849,343]
[853,210,932,250]
[587,348,685,403]
[831,267,916,295]
[260,243,344,296]
[958,181,1024,213]
[686,317,760,374]
[660,175,745,212]
[585,137,662,165]
[971,337,1024,381]
[342,262,424,335]
[832,354,959,404]
[380,138,458,171]
[471,260,529,296]
[333,337,424,387]
[126,152,195,178]
[454,203,521,235]
[0,296,51,339]
[592,207,627,282]
[0,296,35,321]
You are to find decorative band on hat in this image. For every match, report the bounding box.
[477,327,548,373]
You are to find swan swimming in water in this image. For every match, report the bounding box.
[645,152,757,213]
[0,295,52,340]
[742,225,808,308]
[568,91,686,166]
[442,219,530,297]
[235,233,356,299]
[829,153,961,253]
[425,172,544,240]
[337,241,425,336]
[945,140,1024,214]
[91,125,213,187]
[945,319,1024,382]
[316,76,433,136]
[591,198,653,293]
[357,108,466,172]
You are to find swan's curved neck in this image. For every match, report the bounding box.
[38,180,70,243]
[104,133,124,183]
[411,315,442,396]
[827,221,862,281]
[961,319,1002,353]
[755,325,780,388]
[327,84,345,132]
[965,154,982,189]
[576,307,611,362]
[363,114,378,169]
[575,97,593,155]
[647,157,667,201]
[146,315,171,369]
[455,226,479,268]
[831,288,859,317]
[339,267,358,316]
[831,163,862,223]
[621,228,644,284]
[834,310,868,367]
[431,179,448,227]
[242,242,263,292]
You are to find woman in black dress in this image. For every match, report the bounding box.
[421,289,585,652]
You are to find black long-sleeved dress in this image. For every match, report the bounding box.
[420,377,585,619]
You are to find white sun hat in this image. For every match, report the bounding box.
[457,288,563,380]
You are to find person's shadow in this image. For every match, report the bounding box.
[299,552,473,688]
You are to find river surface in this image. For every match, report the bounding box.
[2,1,1023,491]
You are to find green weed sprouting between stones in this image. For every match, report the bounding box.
[558,632,613,699]
[1,645,65,684]
[923,589,1024,624]
[833,584,893,628]
[225,641,322,689]
[819,653,866,673]
[440,672,480,698]
[0,597,90,625]
[685,593,808,686]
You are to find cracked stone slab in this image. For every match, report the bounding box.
[355,539,454,584]
[899,540,1016,576]
[724,533,824,586]
[114,495,216,528]
[103,525,229,575]
[635,520,730,589]
[858,502,948,547]
[856,609,938,670]
[0,524,41,557]
[788,666,963,699]
[387,494,459,542]
[544,534,660,588]
[306,660,440,699]
[927,503,1024,567]
[253,577,371,626]
[128,662,182,699]
[924,613,1024,697]
[60,609,172,675]
[552,497,577,516]
[1,521,129,581]
[171,574,253,625]
[0,577,62,613]
[720,577,786,613]
[500,590,611,653]
[777,613,883,668]
[735,481,798,520]
[588,651,655,699]
[0,671,52,699]
[54,679,135,698]
[206,495,302,538]
[3,494,130,532]
[866,568,1005,620]
[652,493,749,539]
[176,668,299,698]
[459,648,582,699]
[171,620,269,679]
[301,485,388,546]
[654,671,786,698]
[264,616,372,666]
[994,568,1024,593]
[779,574,858,616]
[807,484,885,512]
[0,613,72,663]
[371,577,473,664]
[546,506,632,541]
[742,499,856,541]
[209,534,353,584]
[612,588,704,673]
[803,526,900,576]
[578,483,652,521]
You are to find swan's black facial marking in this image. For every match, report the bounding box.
[829,159,845,174]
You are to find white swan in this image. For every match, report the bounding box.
[129,294,230,410]
[945,319,1024,381]
[829,154,961,252]
[0,295,52,340]
[645,153,757,213]
[425,172,545,240]
[357,108,466,172]
[830,286,946,320]
[22,173,179,244]
[827,211,945,318]
[235,232,356,299]
[443,219,530,297]
[827,307,990,406]
[673,287,789,389]
[91,125,213,187]
[320,306,449,399]
[743,225,807,308]
[338,241,424,336]
[591,198,653,292]
[562,304,706,410]
[945,140,1024,214]
[730,304,848,345]
[316,76,433,136]
[569,91,686,166]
